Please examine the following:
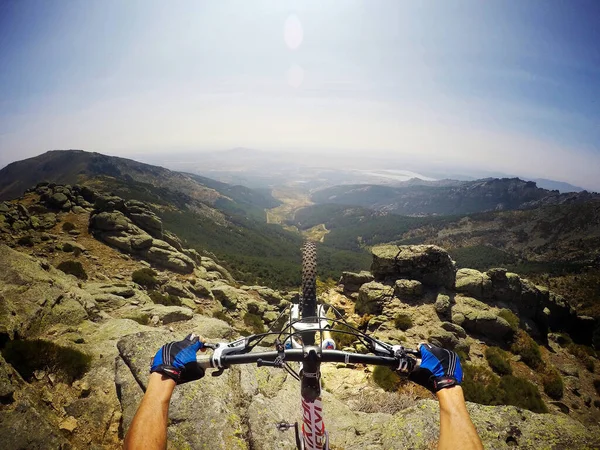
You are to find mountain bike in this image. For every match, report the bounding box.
[196,241,421,450]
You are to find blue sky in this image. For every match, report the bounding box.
[1,0,599,189]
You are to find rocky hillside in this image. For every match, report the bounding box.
[311,178,599,216]
[0,185,599,449]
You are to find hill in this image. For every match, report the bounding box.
[311,178,598,216]
[0,150,369,287]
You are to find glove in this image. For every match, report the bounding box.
[409,343,463,392]
[150,334,205,383]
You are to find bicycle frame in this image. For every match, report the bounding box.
[286,304,332,450]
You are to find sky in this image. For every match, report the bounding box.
[0,0,599,189]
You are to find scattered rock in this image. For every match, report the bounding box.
[59,416,78,433]
[355,281,394,315]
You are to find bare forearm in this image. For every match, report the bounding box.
[124,373,176,450]
[437,386,483,450]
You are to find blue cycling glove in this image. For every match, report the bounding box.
[410,343,463,392]
[150,333,205,383]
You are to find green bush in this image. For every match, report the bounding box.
[243,313,266,334]
[461,364,547,413]
[394,314,413,331]
[213,310,233,326]
[62,221,76,232]
[333,322,358,348]
[567,343,596,372]
[17,235,34,247]
[485,347,512,375]
[511,330,543,369]
[57,260,88,280]
[498,309,519,332]
[132,268,158,289]
[500,375,547,413]
[2,339,91,383]
[462,364,504,405]
[148,290,181,306]
[542,367,564,400]
[372,366,401,392]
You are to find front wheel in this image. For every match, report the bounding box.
[300,241,317,344]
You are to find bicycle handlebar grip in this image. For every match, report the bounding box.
[196,355,213,370]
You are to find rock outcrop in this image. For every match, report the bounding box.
[371,245,456,288]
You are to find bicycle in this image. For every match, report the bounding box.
[196,241,422,450]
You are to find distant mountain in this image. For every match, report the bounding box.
[311,178,599,216]
[530,178,584,193]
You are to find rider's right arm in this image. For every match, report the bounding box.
[436,386,484,450]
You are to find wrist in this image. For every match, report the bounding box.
[147,372,177,403]
[436,385,467,412]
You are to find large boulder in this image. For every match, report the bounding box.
[394,279,423,297]
[451,297,514,341]
[455,268,492,299]
[339,271,374,293]
[371,245,456,288]
[355,281,394,315]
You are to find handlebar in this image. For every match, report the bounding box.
[197,347,421,373]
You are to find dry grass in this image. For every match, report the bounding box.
[352,387,419,414]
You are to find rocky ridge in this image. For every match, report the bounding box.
[0,186,599,449]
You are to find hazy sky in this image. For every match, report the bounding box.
[1,1,599,188]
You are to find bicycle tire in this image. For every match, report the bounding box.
[300,241,318,344]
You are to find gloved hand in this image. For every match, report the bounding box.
[409,343,463,392]
[150,333,205,383]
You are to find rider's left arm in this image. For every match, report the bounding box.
[123,372,176,450]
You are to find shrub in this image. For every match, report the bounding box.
[333,322,358,348]
[148,290,181,306]
[462,364,504,405]
[542,367,564,400]
[213,310,233,326]
[372,366,402,392]
[62,222,76,232]
[2,339,91,383]
[17,235,34,247]
[57,260,88,280]
[394,313,413,331]
[461,365,547,413]
[485,347,512,375]
[500,375,547,413]
[567,343,596,372]
[594,379,600,396]
[243,313,266,334]
[498,309,519,332]
[132,268,158,289]
[511,330,543,369]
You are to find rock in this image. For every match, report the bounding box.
[49,192,68,207]
[355,281,394,315]
[428,328,459,349]
[211,284,243,309]
[91,211,130,231]
[455,268,492,299]
[0,399,70,449]
[380,400,599,449]
[440,321,467,338]
[140,305,193,324]
[201,257,235,283]
[559,364,579,378]
[59,416,78,433]
[434,293,452,318]
[188,279,213,298]
[339,271,374,292]
[144,245,195,274]
[371,245,456,288]
[263,311,279,324]
[0,355,16,404]
[452,297,514,340]
[62,240,86,253]
[394,279,423,297]
[164,280,194,299]
[72,205,86,214]
[551,401,570,414]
